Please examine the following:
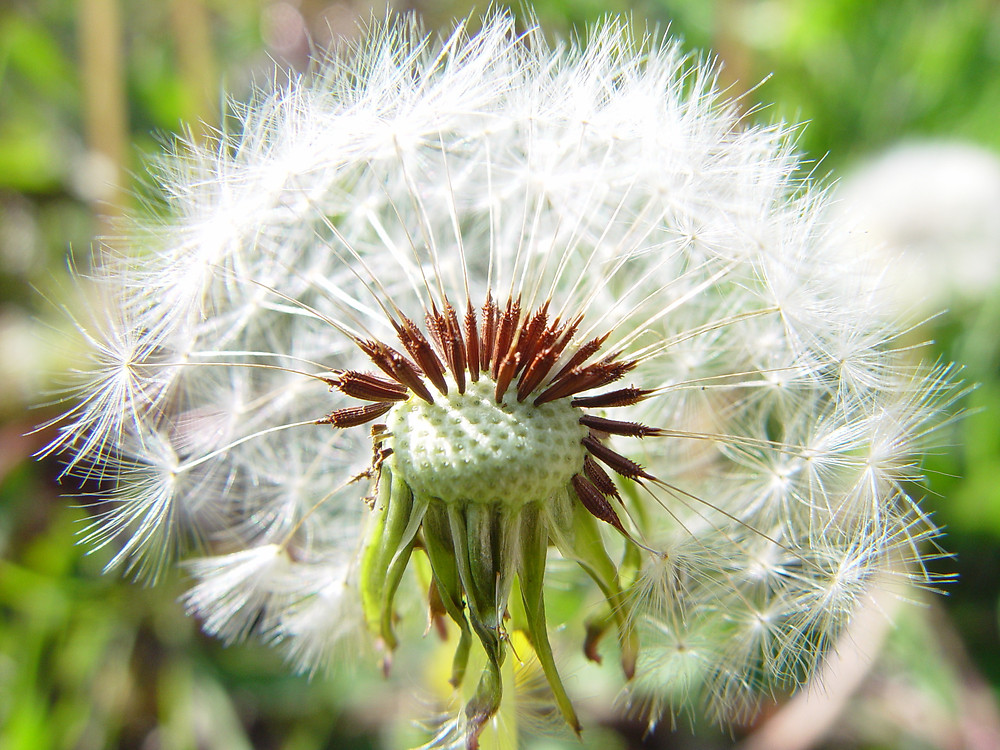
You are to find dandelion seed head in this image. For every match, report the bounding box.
[46,10,959,747]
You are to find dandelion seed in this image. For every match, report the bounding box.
[47,11,957,749]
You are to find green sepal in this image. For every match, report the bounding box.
[359,466,395,635]
[447,503,510,748]
[379,493,428,649]
[359,467,421,651]
[422,501,474,687]
[464,657,503,749]
[516,502,581,734]
[551,496,638,679]
[447,503,507,664]
[619,530,643,589]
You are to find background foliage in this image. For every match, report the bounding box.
[2,1,999,748]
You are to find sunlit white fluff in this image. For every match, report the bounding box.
[47,10,956,746]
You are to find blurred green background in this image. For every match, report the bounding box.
[3,1,1000,748]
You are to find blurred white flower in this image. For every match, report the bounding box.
[832,140,1000,310]
[45,12,956,749]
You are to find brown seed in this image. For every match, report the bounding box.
[424,301,466,393]
[397,315,449,395]
[494,350,520,402]
[424,304,447,355]
[583,454,621,500]
[355,339,403,382]
[513,302,549,376]
[384,348,435,403]
[480,293,498,372]
[582,434,654,481]
[516,346,560,401]
[571,387,652,409]
[443,302,467,394]
[465,300,480,382]
[318,401,395,428]
[571,473,628,535]
[326,370,409,402]
[491,296,521,378]
[579,414,663,438]
[550,333,608,384]
[549,314,583,363]
[356,339,433,404]
[534,358,638,405]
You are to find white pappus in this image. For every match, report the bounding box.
[44,11,957,750]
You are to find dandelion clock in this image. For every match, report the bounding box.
[45,11,957,749]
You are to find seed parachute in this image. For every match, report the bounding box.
[44,10,957,750]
